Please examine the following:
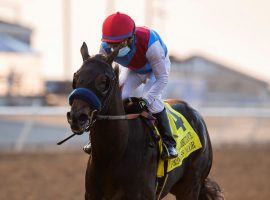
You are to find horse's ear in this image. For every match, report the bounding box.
[113,64,120,80]
[80,42,90,61]
[106,48,119,65]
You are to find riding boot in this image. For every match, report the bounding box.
[83,141,91,154]
[153,108,178,160]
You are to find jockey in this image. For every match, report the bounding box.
[84,12,177,160]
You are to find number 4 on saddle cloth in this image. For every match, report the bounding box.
[154,102,202,178]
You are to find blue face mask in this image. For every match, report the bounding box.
[115,46,131,57]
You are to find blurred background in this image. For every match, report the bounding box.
[0,0,269,199]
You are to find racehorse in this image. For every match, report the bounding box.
[67,42,224,200]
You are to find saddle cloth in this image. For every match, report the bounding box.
[156,103,202,178]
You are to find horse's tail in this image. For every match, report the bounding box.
[199,178,225,200]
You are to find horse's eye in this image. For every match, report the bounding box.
[95,74,110,94]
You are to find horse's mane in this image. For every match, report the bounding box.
[93,54,107,62]
[83,54,108,65]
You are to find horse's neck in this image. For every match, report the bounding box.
[91,120,149,178]
[91,88,128,164]
[107,89,125,115]
[91,89,150,166]
[89,89,153,186]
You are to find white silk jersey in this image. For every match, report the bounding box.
[100,27,171,113]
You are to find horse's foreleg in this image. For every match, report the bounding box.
[84,192,102,200]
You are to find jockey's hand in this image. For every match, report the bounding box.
[124,97,149,113]
[137,97,149,111]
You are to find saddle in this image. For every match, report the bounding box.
[124,98,203,198]
[123,98,202,177]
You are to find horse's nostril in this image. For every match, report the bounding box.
[78,114,88,124]
[67,112,72,123]
[71,124,79,130]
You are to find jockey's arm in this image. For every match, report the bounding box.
[143,41,170,106]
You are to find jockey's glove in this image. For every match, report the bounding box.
[126,97,149,113]
[137,97,149,111]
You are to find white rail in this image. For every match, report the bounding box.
[0,106,270,117]
[0,106,67,116]
[0,106,269,152]
[198,107,270,118]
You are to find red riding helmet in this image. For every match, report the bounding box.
[102,12,135,43]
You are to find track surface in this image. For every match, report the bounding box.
[0,145,269,200]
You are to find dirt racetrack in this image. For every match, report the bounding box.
[0,145,269,200]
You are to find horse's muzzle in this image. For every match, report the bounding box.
[67,111,89,135]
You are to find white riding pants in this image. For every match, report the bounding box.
[119,60,170,114]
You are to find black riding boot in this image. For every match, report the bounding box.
[83,141,91,154]
[153,108,178,160]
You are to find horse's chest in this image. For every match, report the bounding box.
[102,189,124,200]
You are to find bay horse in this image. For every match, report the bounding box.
[67,42,224,200]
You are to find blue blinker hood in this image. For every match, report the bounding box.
[68,88,101,110]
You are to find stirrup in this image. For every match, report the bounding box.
[83,141,92,154]
[161,144,178,160]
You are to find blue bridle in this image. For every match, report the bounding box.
[68,88,101,110]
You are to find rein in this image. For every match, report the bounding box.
[97,111,155,120]
[57,111,155,145]
[89,110,155,127]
